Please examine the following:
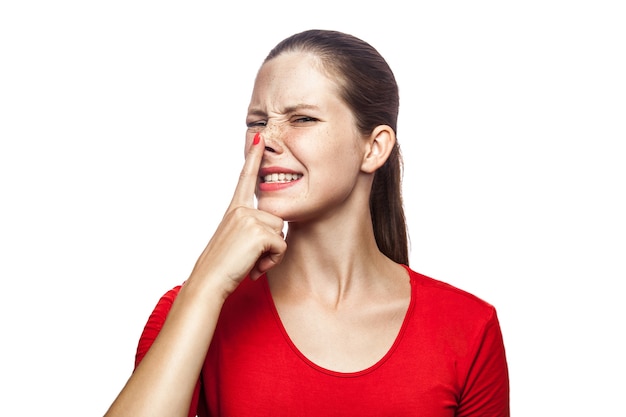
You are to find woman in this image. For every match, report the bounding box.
[104,29,509,417]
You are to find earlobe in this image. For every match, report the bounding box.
[361,125,396,173]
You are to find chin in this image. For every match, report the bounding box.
[256,201,302,222]
[257,201,289,217]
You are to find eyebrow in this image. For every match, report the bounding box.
[283,103,321,113]
[247,103,322,117]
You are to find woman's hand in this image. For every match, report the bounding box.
[188,133,287,299]
[103,137,283,417]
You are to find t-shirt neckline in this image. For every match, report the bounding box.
[261,264,416,378]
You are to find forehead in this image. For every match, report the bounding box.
[250,52,342,109]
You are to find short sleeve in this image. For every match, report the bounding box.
[457,308,510,417]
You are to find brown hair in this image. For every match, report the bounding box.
[264,29,409,265]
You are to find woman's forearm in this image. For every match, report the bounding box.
[103,279,224,417]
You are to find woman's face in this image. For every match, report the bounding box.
[246,51,367,222]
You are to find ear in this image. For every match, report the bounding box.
[361,125,396,174]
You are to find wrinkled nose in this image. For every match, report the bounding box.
[262,121,284,154]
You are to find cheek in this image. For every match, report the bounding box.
[326,131,364,170]
[289,125,363,173]
[307,142,362,188]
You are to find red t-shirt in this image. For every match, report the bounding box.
[136,266,509,416]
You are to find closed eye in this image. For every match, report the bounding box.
[292,116,318,124]
[246,120,267,128]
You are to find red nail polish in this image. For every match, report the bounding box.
[253,132,260,145]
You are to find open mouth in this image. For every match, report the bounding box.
[262,173,303,184]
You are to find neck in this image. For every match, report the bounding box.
[267,213,397,306]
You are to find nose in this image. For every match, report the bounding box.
[262,121,284,154]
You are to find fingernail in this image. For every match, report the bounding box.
[253,132,260,145]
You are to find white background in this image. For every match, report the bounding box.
[1,1,624,415]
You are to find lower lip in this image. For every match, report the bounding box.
[258,178,302,192]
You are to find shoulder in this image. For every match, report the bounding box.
[141,284,184,330]
[134,284,182,367]
[404,266,499,330]
[155,284,183,309]
[402,267,507,371]
[143,284,183,328]
[408,267,495,308]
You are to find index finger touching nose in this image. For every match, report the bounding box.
[230,132,264,208]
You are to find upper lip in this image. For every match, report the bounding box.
[259,166,303,177]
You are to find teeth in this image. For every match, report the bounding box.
[263,173,303,183]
